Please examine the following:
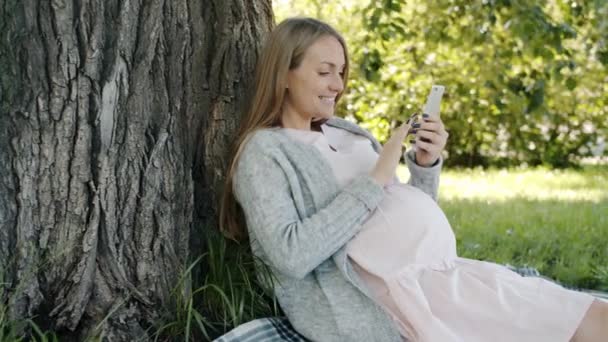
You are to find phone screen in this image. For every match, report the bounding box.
[422,85,445,118]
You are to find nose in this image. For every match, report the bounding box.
[330,74,344,93]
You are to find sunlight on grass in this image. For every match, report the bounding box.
[398,165,608,202]
[397,164,608,290]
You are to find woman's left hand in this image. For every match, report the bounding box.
[411,114,449,167]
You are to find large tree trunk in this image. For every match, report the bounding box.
[0,0,273,340]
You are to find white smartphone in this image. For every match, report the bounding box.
[422,85,445,118]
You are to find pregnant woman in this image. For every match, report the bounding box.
[219,17,607,341]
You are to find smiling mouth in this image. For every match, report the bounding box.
[319,96,335,105]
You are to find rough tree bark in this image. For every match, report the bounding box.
[0,0,273,340]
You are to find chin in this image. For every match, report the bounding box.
[313,113,334,121]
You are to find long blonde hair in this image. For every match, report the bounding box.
[219,18,350,241]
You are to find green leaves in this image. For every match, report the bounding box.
[348,0,607,167]
[274,0,607,167]
[360,48,384,81]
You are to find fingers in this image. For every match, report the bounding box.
[411,117,448,139]
[419,114,440,122]
[410,114,448,152]
[414,121,439,132]
[398,119,412,133]
[413,127,448,148]
[412,137,441,154]
[415,129,439,144]
[409,114,449,166]
[389,118,412,143]
[413,120,445,135]
[374,119,414,185]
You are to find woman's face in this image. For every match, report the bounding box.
[283,35,345,125]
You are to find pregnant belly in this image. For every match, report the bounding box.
[346,183,457,277]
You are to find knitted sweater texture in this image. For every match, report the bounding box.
[233,117,442,341]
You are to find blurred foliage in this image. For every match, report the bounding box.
[274,0,608,167]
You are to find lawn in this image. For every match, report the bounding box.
[398,165,608,291]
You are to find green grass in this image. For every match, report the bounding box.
[4,166,606,340]
[0,305,59,342]
[398,165,608,291]
[151,231,282,341]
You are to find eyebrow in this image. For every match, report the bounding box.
[320,61,345,68]
[320,62,346,73]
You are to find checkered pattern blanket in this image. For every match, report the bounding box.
[213,317,306,342]
[213,266,608,342]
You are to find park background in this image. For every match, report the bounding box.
[190,0,608,339]
[1,0,606,341]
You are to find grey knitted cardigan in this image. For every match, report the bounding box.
[233,117,442,341]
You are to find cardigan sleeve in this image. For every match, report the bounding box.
[403,149,442,201]
[233,139,385,280]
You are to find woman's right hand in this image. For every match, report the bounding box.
[370,116,415,185]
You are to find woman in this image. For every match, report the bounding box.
[219,17,607,342]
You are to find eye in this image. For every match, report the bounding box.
[318,72,330,76]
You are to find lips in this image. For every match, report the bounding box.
[319,96,335,105]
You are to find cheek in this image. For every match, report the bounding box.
[288,74,325,108]
[297,81,320,103]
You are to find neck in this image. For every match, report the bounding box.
[280,107,311,130]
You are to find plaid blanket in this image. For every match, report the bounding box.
[213,317,306,342]
[213,266,608,342]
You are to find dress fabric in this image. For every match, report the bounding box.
[280,125,594,342]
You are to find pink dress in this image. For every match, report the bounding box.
[280,125,594,342]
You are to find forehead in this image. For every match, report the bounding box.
[302,35,345,66]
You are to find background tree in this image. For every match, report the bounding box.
[276,0,608,168]
[352,0,608,167]
[0,0,272,340]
